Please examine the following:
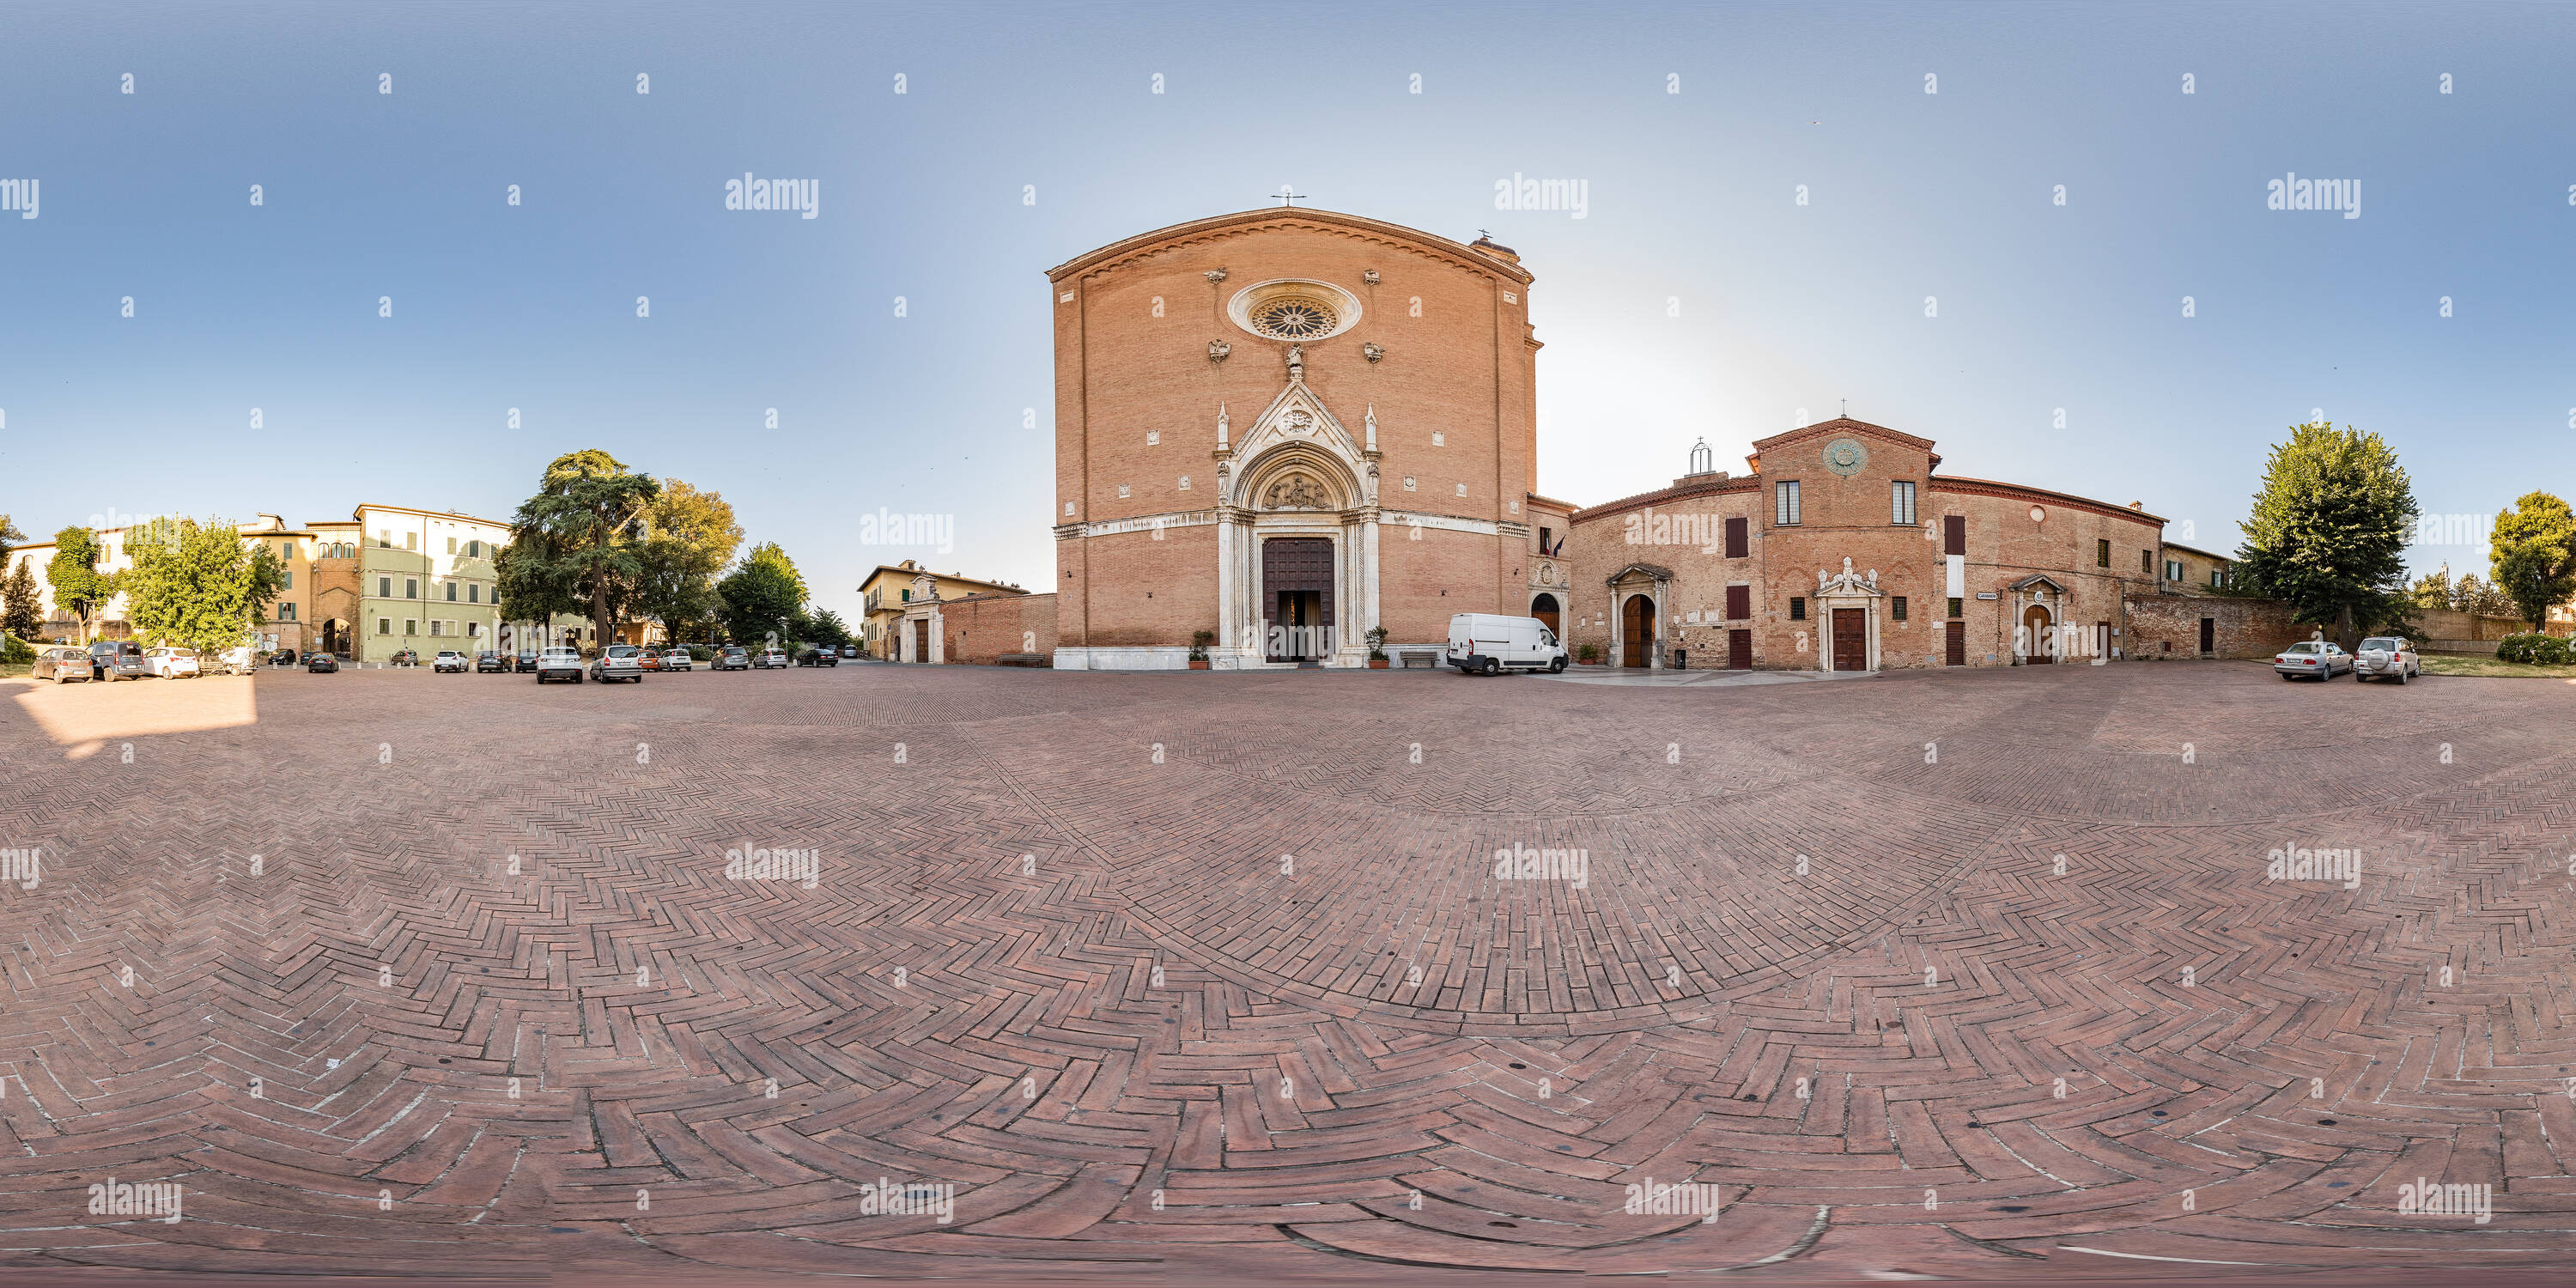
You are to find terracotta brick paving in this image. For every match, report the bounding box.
[2,660,2573,1284]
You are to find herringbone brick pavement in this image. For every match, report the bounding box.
[2,660,2573,1283]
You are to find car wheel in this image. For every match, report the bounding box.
[1550,658,1567,674]
[2395,666,2409,685]
[1481,658,1500,677]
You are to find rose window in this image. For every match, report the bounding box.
[1253,298,1336,339]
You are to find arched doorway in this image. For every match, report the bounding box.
[1622,594,1656,668]
[2022,604,2055,663]
[321,619,346,657]
[1530,592,1560,636]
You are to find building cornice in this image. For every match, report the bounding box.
[1048,208,1534,287]
[1929,476,2164,527]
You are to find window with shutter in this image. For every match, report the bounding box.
[1725,585,1750,619]
[1775,481,1801,526]
[2096,539,2111,568]
[1943,514,1965,555]
[1724,516,1747,557]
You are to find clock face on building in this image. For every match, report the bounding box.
[1823,436,1868,476]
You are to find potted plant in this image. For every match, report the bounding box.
[1188,629,1213,670]
[1365,626,1389,669]
[1577,642,1600,665]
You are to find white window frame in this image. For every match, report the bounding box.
[1891,480,1915,526]
[1775,480,1801,526]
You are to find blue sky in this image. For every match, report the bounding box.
[3,0,2568,617]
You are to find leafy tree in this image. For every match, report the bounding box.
[741,541,808,605]
[120,517,286,652]
[2488,491,2576,630]
[2232,422,2420,647]
[2448,572,2518,618]
[0,513,22,563]
[47,526,118,644]
[629,479,742,645]
[0,556,43,641]
[496,450,661,649]
[2407,567,2453,611]
[806,607,853,649]
[716,555,803,647]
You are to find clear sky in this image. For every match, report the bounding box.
[3,0,2568,618]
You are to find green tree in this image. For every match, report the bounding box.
[0,556,43,641]
[118,518,284,652]
[741,541,808,605]
[806,607,853,649]
[496,450,661,649]
[2407,566,2453,612]
[46,526,118,644]
[2232,422,2420,647]
[629,479,742,645]
[2488,491,2576,630]
[716,555,803,647]
[0,513,23,563]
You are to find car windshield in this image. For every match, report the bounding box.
[2360,638,2400,651]
[606,646,639,658]
[2283,642,2320,654]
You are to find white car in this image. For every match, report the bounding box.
[433,649,469,673]
[1446,612,1570,676]
[143,647,202,678]
[535,647,586,683]
[2273,641,2350,680]
[2353,635,2421,683]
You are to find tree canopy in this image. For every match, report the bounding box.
[629,478,742,643]
[46,526,118,643]
[119,517,286,652]
[2231,422,2419,646]
[2488,491,2576,630]
[716,552,803,647]
[496,449,660,647]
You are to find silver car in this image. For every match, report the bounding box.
[590,643,646,683]
[659,647,692,671]
[2273,640,2350,680]
[535,646,586,684]
[2353,635,2421,683]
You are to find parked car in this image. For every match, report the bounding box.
[2353,635,2421,683]
[1446,612,1569,676]
[798,647,838,666]
[636,649,664,671]
[753,647,791,670]
[33,647,92,683]
[89,641,147,682]
[270,648,298,666]
[143,647,202,678]
[391,649,420,668]
[307,651,339,673]
[476,650,508,673]
[590,643,646,683]
[515,649,540,673]
[2273,640,2351,680]
[211,646,257,675]
[713,646,750,671]
[433,649,469,673]
[660,648,692,671]
[535,647,585,683]
[839,645,858,659]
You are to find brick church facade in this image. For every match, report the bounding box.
[1048,208,2182,671]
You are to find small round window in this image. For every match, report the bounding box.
[1227,279,1363,342]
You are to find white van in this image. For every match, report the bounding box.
[1448,613,1569,676]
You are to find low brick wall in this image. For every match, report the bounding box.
[943,592,1057,665]
[2123,593,2306,659]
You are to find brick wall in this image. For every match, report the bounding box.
[943,592,1058,665]
[2123,593,2305,659]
